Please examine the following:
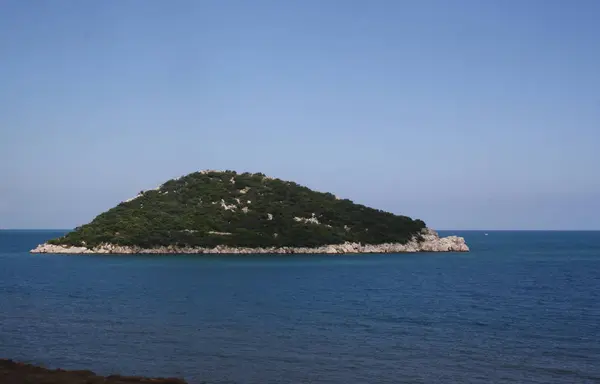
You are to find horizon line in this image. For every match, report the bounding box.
[1,228,599,232]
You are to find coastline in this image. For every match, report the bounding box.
[30,228,469,254]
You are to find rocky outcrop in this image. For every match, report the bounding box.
[0,359,187,384]
[30,229,469,255]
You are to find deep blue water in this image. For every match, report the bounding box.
[1,230,600,383]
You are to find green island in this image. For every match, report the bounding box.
[31,170,468,254]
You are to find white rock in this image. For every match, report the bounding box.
[293,215,320,225]
[30,228,469,254]
[220,199,236,211]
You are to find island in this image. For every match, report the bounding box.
[31,170,469,254]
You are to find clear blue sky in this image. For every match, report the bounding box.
[1,0,599,230]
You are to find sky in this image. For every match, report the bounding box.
[1,0,599,230]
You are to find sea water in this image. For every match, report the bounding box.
[1,230,599,383]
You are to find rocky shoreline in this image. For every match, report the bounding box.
[30,229,469,254]
[0,359,187,384]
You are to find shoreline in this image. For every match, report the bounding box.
[30,229,469,254]
[0,359,187,384]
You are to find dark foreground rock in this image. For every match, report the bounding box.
[0,359,188,384]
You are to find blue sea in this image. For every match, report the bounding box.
[1,230,600,383]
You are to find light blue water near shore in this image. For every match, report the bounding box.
[1,230,600,383]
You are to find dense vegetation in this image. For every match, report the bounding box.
[49,171,427,248]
